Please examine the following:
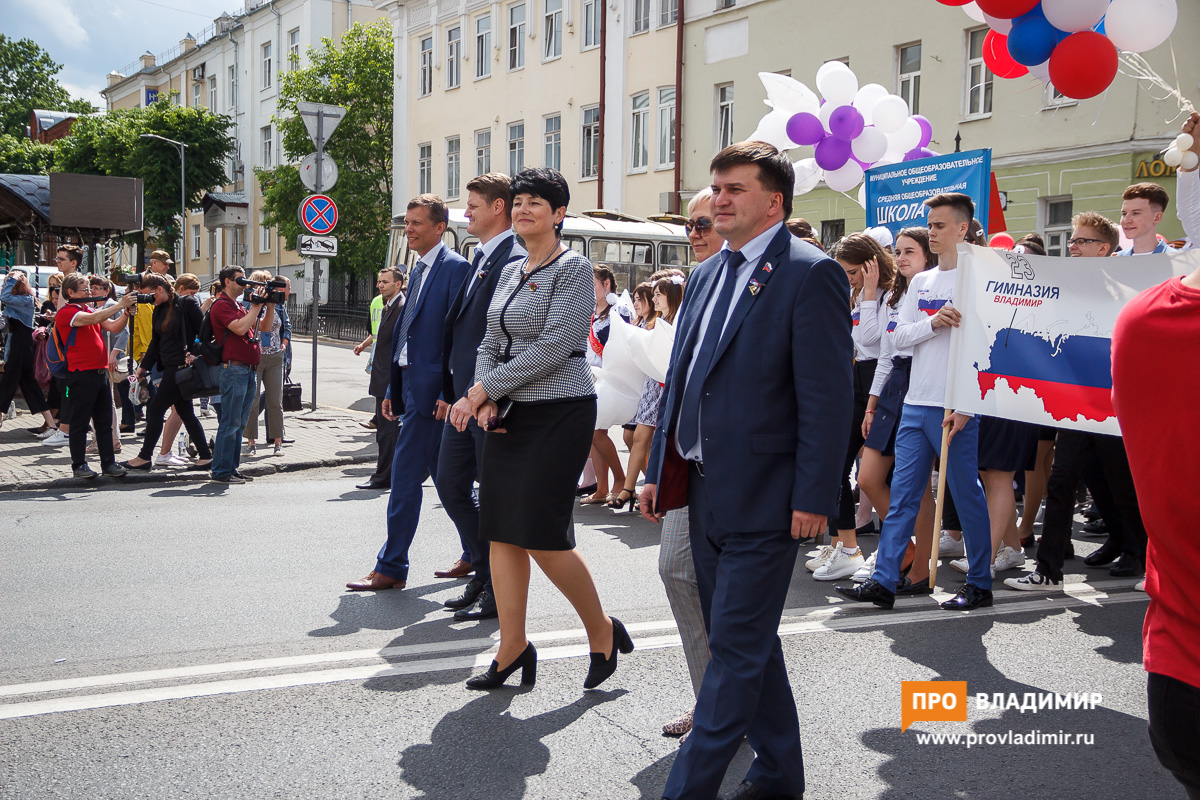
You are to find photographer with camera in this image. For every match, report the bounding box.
[209,265,274,484]
[56,273,136,478]
[241,270,288,457]
[0,268,56,434]
[123,273,212,472]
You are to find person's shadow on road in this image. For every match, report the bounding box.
[397,689,626,799]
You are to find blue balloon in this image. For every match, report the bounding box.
[1008,13,1065,67]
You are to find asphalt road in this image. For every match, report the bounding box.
[0,466,1174,800]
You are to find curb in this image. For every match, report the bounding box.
[0,453,375,494]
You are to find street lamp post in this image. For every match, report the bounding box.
[140,133,188,269]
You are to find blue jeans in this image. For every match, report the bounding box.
[212,364,258,479]
[872,404,993,593]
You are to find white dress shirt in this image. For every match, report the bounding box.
[396,240,444,367]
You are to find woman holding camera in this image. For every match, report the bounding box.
[0,269,56,433]
[242,270,287,456]
[450,167,632,691]
[124,274,211,471]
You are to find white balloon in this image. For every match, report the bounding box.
[758,71,821,118]
[1183,151,1200,171]
[1174,133,1194,150]
[1104,0,1178,53]
[872,95,910,134]
[818,68,859,106]
[851,126,888,163]
[824,160,865,193]
[1163,147,1184,168]
[749,108,798,153]
[853,83,889,125]
[1028,58,1052,84]
[819,100,837,133]
[889,118,923,155]
[1041,0,1111,33]
[962,1,985,23]
[793,158,823,195]
[857,182,867,209]
[816,59,853,85]
[983,12,1013,35]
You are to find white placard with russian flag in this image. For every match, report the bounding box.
[946,245,1200,436]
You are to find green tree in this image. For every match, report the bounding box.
[257,21,393,278]
[54,97,236,253]
[0,35,98,137]
[0,133,56,174]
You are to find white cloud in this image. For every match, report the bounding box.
[60,80,105,110]
[26,0,90,48]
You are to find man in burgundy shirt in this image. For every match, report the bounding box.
[209,265,273,484]
[57,273,136,478]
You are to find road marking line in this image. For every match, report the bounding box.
[0,588,1145,720]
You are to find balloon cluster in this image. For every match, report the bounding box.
[938,0,1180,100]
[1163,133,1199,172]
[748,66,935,196]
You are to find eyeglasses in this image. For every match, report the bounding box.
[685,217,713,235]
[53,256,68,262]
[1067,237,1102,246]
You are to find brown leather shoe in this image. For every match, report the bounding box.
[433,559,473,579]
[345,571,406,591]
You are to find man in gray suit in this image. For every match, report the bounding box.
[356,267,405,490]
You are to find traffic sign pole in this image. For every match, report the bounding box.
[312,110,322,412]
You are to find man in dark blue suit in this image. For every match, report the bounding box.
[347,195,470,592]
[434,174,526,619]
[641,142,853,800]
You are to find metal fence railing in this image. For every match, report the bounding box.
[286,300,371,343]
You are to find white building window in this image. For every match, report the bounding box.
[898,42,921,116]
[716,83,735,152]
[630,91,649,171]
[508,122,525,175]
[633,0,651,34]
[965,28,993,118]
[192,224,201,259]
[262,42,272,89]
[261,125,273,167]
[1042,196,1074,256]
[208,76,217,109]
[581,105,600,178]
[717,0,735,8]
[475,14,492,79]
[228,65,236,109]
[544,114,562,172]
[419,36,433,97]
[446,136,461,199]
[447,26,462,89]
[192,81,201,109]
[659,0,678,27]
[475,129,492,175]
[508,3,526,70]
[288,28,301,69]
[583,0,601,49]
[260,214,272,253]
[418,143,432,194]
[543,0,563,60]
[657,86,676,168]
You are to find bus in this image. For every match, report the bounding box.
[386,208,695,293]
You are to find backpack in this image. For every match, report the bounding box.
[46,320,76,377]
[193,308,224,365]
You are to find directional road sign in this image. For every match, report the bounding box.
[298,234,338,257]
[299,152,338,192]
[296,102,346,149]
[298,194,338,235]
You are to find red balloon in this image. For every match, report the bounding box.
[1049,31,1118,100]
[990,232,1016,249]
[975,0,1039,17]
[983,30,1029,79]
[934,0,973,5]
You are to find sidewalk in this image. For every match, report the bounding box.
[0,407,379,492]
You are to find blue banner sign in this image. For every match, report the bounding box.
[864,149,992,237]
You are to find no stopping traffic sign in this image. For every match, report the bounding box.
[299,194,338,235]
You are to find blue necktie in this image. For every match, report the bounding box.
[395,262,426,363]
[675,250,746,456]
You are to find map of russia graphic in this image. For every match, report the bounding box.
[975,330,1114,423]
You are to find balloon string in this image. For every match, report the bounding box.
[1116,51,1195,121]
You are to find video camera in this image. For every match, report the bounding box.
[136,293,157,304]
[237,276,287,305]
[114,272,143,288]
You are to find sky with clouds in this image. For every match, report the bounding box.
[2,0,235,108]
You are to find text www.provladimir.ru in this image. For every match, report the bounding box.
[915,730,1096,748]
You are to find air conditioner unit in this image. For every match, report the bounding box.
[231,158,244,176]
[192,64,206,81]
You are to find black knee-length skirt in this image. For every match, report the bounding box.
[864,357,912,456]
[479,395,597,551]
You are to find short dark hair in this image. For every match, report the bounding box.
[1123,182,1170,214]
[57,244,83,268]
[1072,211,1120,251]
[510,167,570,213]
[710,141,795,218]
[1014,233,1046,256]
[466,173,513,215]
[924,193,975,224]
[218,265,244,288]
[407,194,449,227]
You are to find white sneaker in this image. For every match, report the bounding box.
[1004,571,1061,592]
[155,453,190,467]
[939,532,965,557]
[42,431,69,446]
[201,407,213,419]
[36,427,58,440]
[853,550,877,583]
[993,546,1026,572]
[949,557,970,574]
[1134,580,1146,592]
[805,545,835,572]
[814,543,866,581]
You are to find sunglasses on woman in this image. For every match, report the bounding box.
[685,217,713,235]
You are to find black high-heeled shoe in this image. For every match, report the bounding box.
[583,617,634,689]
[466,642,537,690]
[575,482,598,497]
[607,489,635,512]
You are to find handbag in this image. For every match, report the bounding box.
[176,359,221,400]
[282,379,303,412]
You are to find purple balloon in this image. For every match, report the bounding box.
[829,105,865,142]
[815,136,852,171]
[903,147,936,162]
[786,112,825,147]
[851,155,872,170]
[913,115,933,148]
